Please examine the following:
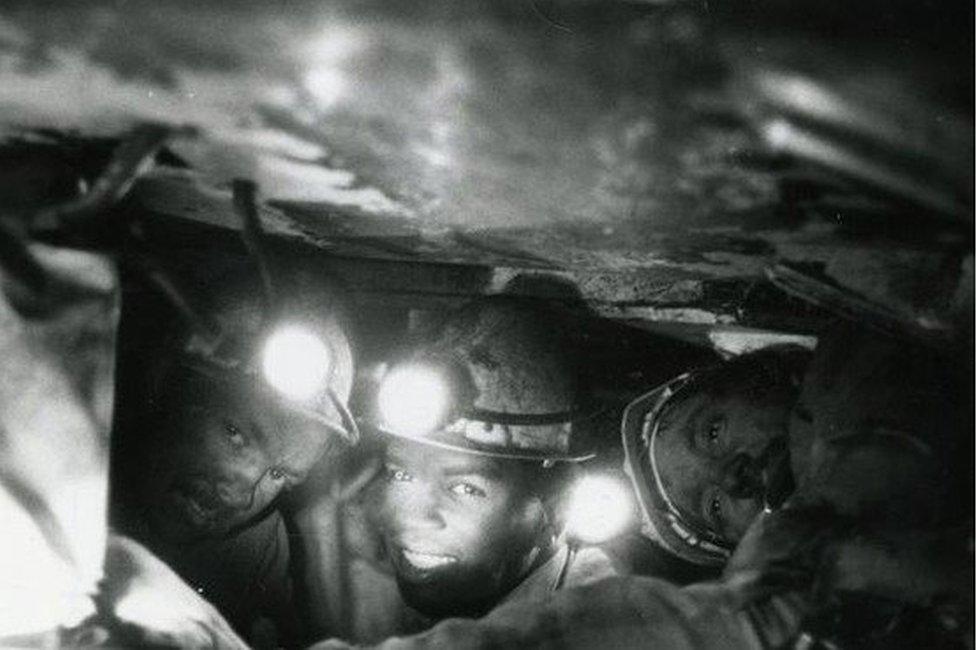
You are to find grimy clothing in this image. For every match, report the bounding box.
[501,543,618,605]
[787,324,966,526]
[113,505,302,647]
[726,325,972,646]
[308,326,970,650]
[307,573,805,650]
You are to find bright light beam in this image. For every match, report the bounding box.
[565,475,633,545]
[261,326,331,401]
[377,364,451,437]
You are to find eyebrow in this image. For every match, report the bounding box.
[686,402,710,451]
[666,402,712,528]
[658,398,700,441]
[689,483,709,528]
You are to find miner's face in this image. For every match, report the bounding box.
[652,387,792,545]
[143,387,328,541]
[378,439,545,618]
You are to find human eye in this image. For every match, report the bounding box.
[268,466,298,491]
[222,420,246,448]
[701,487,726,531]
[448,482,486,499]
[270,466,296,483]
[384,465,413,483]
[696,415,726,452]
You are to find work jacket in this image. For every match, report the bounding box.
[306,573,805,650]
[306,325,971,650]
[502,543,618,605]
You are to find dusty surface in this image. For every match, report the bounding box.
[0,0,971,337]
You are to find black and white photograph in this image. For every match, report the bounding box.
[0,1,972,648]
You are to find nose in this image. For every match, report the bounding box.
[720,453,762,499]
[395,486,446,533]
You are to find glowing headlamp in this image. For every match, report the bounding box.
[376,363,453,437]
[564,475,633,546]
[252,324,360,444]
[260,325,332,401]
[374,360,584,460]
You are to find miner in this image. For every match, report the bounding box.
[371,299,619,622]
[111,262,358,647]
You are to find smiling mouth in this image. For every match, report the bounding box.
[401,548,458,571]
[170,481,223,526]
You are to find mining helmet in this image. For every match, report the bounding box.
[141,180,358,444]
[159,277,358,445]
[374,299,593,461]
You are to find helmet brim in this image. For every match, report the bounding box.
[178,359,360,445]
[378,424,595,462]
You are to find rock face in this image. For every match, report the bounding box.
[0,0,971,344]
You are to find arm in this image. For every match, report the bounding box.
[101,534,250,650]
[307,573,806,650]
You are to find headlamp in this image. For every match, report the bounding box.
[376,363,453,437]
[565,475,633,546]
[260,325,332,402]
[175,321,360,444]
[374,354,587,460]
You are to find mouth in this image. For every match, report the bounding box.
[169,479,224,527]
[400,547,459,571]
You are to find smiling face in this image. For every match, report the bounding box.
[377,439,548,618]
[141,383,329,542]
[651,385,793,545]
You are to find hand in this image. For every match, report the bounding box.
[101,535,250,649]
[725,506,837,582]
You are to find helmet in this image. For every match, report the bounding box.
[146,265,358,445]
[621,373,734,567]
[374,299,593,461]
[126,178,358,445]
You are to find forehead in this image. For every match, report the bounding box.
[650,395,711,521]
[178,389,326,457]
[657,389,710,431]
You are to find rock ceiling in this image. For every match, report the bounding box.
[0,0,971,349]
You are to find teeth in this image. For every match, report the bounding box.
[402,549,457,570]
